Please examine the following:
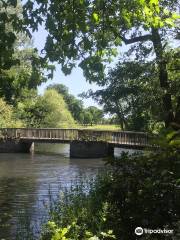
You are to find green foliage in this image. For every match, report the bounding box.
[40,133,180,240]
[0,48,53,104]
[154,128,180,148]
[0,1,54,104]
[1,1,179,128]
[40,89,75,128]
[47,84,104,125]
[40,176,116,240]
[82,60,162,131]
[83,50,180,132]
[23,0,179,82]
[85,107,104,125]
[15,89,75,128]
[47,84,84,123]
[78,124,121,131]
[15,89,44,127]
[103,151,180,239]
[21,0,179,128]
[43,221,115,240]
[0,98,23,127]
[0,0,20,71]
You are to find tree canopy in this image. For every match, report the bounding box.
[0,98,23,128]
[22,0,180,128]
[16,89,75,128]
[47,84,104,125]
[21,0,179,78]
[0,1,55,104]
[47,84,84,123]
[1,0,179,129]
[83,49,180,131]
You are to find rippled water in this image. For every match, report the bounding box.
[0,144,105,239]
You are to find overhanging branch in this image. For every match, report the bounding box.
[120,34,152,44]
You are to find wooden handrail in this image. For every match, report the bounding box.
[0,128,149,147]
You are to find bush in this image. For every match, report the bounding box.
[40,135,180,240]
[0,98,23,127]
[104,148,180,239]
[40,177,116,240]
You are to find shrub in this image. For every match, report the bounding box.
[40,132,180,240]
[103,147,180,239]
[40,177,116,240]
[0,98,23,127]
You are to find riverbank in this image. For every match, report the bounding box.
[0,146,104,240]
[76,124,121,131]
[39,144,180,240]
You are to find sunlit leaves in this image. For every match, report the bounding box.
[0,98,23,127]
[92,12,100,23]
[164,18,176,27]
[32,0,179,83]
[16,89,75,128]
[1,0,180,85]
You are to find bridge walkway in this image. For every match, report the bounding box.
[0,128,149,149]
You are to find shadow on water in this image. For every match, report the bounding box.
[0,176,38,239]
[0,143,140,239]
[0,143,105,239]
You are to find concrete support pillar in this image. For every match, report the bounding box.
[29,142,35,153]
[0,140,34,153]
[108,144,114,156]
[70,141,114,158]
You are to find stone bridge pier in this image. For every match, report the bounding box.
[0,140,113,158]
[0,140,34,153]
[0,128,149,157]
[70,141,114,158]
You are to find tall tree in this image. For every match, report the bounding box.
[47,84,84,123]
[0,1,54,104]
[47,84,104,124]
[86,106,104,124]
[22,0,179,128]
[0,0,21,71]
[82,60,163,131]
[16,89,75,127]
[83,46,180,131]
[0,48,54,104]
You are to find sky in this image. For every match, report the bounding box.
[33,26,102,108]
[32,24,127,108]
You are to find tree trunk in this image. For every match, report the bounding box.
[115,101,127,130]
[173,96,180,129]
[151,28,175,128]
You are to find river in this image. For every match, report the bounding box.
[0,143,137,239]
[0,143,106,240]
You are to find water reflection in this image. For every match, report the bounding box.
[0,144,104,239]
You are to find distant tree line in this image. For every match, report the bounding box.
[47,84,104,125]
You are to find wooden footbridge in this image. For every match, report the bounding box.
[0,128,150,157]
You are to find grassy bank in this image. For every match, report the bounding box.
[76,124,121,131]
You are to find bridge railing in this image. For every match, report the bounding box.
[111,131,149,146]
[0,128,79,141]
[78,129,148,146]
[0,128,149,146]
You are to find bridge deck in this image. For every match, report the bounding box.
[0,128,150,149]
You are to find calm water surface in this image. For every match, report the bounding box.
[0,144,105,239]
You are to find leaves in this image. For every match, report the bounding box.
[15,89,75,128]
[92,12,100,23]
[0,98,23,128]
